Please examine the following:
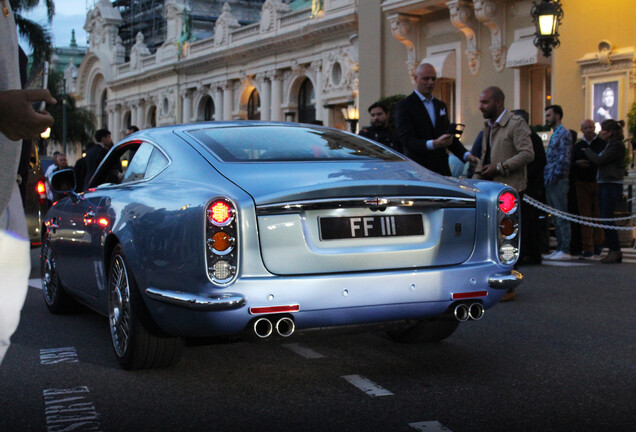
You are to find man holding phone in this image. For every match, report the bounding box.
[1,2,56,365]
[395,62,477,175]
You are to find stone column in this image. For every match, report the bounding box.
[270,72,282,121]
[135,103,144,129]
[107,109,114,135]
[310,61,323,122]
[214,86,223,120]
[182,89,192,123]
[259,74,271,121]
[223,81,233,120]
[113,105,122,142]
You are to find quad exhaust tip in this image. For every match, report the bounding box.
[453,302,484,322]
[251,316,296,339]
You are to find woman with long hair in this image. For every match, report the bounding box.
[584,119,626,263]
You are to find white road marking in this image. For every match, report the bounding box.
[341,374,394,397]
[43,386,103,431]
[541,260,590,267]
[409,421,453,431]
[30,278,42,289]
[282,343,324,359]
[40,347,79,364]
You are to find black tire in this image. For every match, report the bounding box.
[386,319,460,343]
[108,245,184,370]
[41,239,73,313]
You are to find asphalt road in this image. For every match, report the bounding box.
[1,249,635,432]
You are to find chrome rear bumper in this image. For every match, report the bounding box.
[488,270,523,290]
[145,288,246,311]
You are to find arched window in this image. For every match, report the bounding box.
[100,90,108,128]
[298,78,316,124]
[247,89,260,120]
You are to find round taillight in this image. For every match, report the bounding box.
[208,201,233,226]
[498,192,517,214]
[212,260,235,282]
[499,217,517,238]
[212,231,232,252]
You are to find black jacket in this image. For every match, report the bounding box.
[359,125,404,154]
[395,92,468,176]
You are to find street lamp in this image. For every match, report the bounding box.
[341,104,359,133]
[531,0,564,58]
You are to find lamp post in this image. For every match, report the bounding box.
[531,0,564,57]
[341,104,359,133]
[62,77,67,155]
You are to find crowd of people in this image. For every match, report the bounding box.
[356,62,629,302]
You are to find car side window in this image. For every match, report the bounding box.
[91,144,139,188]
[145,148,169,179]
[121,142,153,184]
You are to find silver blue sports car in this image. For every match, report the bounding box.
[43,122,522,369]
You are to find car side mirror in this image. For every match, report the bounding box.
[51,168,77,195]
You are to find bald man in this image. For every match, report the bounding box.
[571,119,606,259]
[395,63,477,175]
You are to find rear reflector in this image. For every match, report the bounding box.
[452,291,488,300]
[250,305,300,315]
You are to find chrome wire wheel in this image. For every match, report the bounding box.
[109,254,131,358]
[41,241,58,306]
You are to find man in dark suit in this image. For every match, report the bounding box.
[395,63,477,175]
[83,128,112,189]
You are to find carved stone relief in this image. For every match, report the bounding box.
[388,13,420,79]
[474,0,506,72]
[446,0,480,75]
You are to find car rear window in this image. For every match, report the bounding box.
[186,125,403,162]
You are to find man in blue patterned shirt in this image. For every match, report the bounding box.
[543,105,573,261]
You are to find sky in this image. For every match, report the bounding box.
[20,0,91,53]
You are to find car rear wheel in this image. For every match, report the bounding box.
[41,239,73,313]
[108,245,184,370]
[386,319,460,343]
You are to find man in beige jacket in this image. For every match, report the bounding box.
[474,86,534,191]
[474,86,534,301]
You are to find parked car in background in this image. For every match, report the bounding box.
[42,122,522,370]
[23,142,48,248]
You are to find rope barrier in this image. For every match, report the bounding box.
[522,195,636,231]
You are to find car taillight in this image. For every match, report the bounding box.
[36,178,47,205]
[206,198,238,284]
[498,191,517,214]
[497,190,520,265]
[208,200,234,226]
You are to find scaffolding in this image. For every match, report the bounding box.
[109,1,267,59]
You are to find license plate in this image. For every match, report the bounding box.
[319,214,424,240]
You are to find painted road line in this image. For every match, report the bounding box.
[43,386,103,431]
[409,421,453,431]
[40,347,79,365]
[341,375,394,397]
[29,278,42,289]
[282,343,324,359]
[542,260,591,267]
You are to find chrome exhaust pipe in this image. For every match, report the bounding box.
[253,317,274,339]
[275,317,295,337]
[468,303,484,321]
[453,304,470,322]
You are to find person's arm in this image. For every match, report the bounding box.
[0,89,56,141]
[584,141,624,166]
[498,120,535,176]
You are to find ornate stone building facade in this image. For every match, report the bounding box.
[74,0,636,150]
[75,0,359,142]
